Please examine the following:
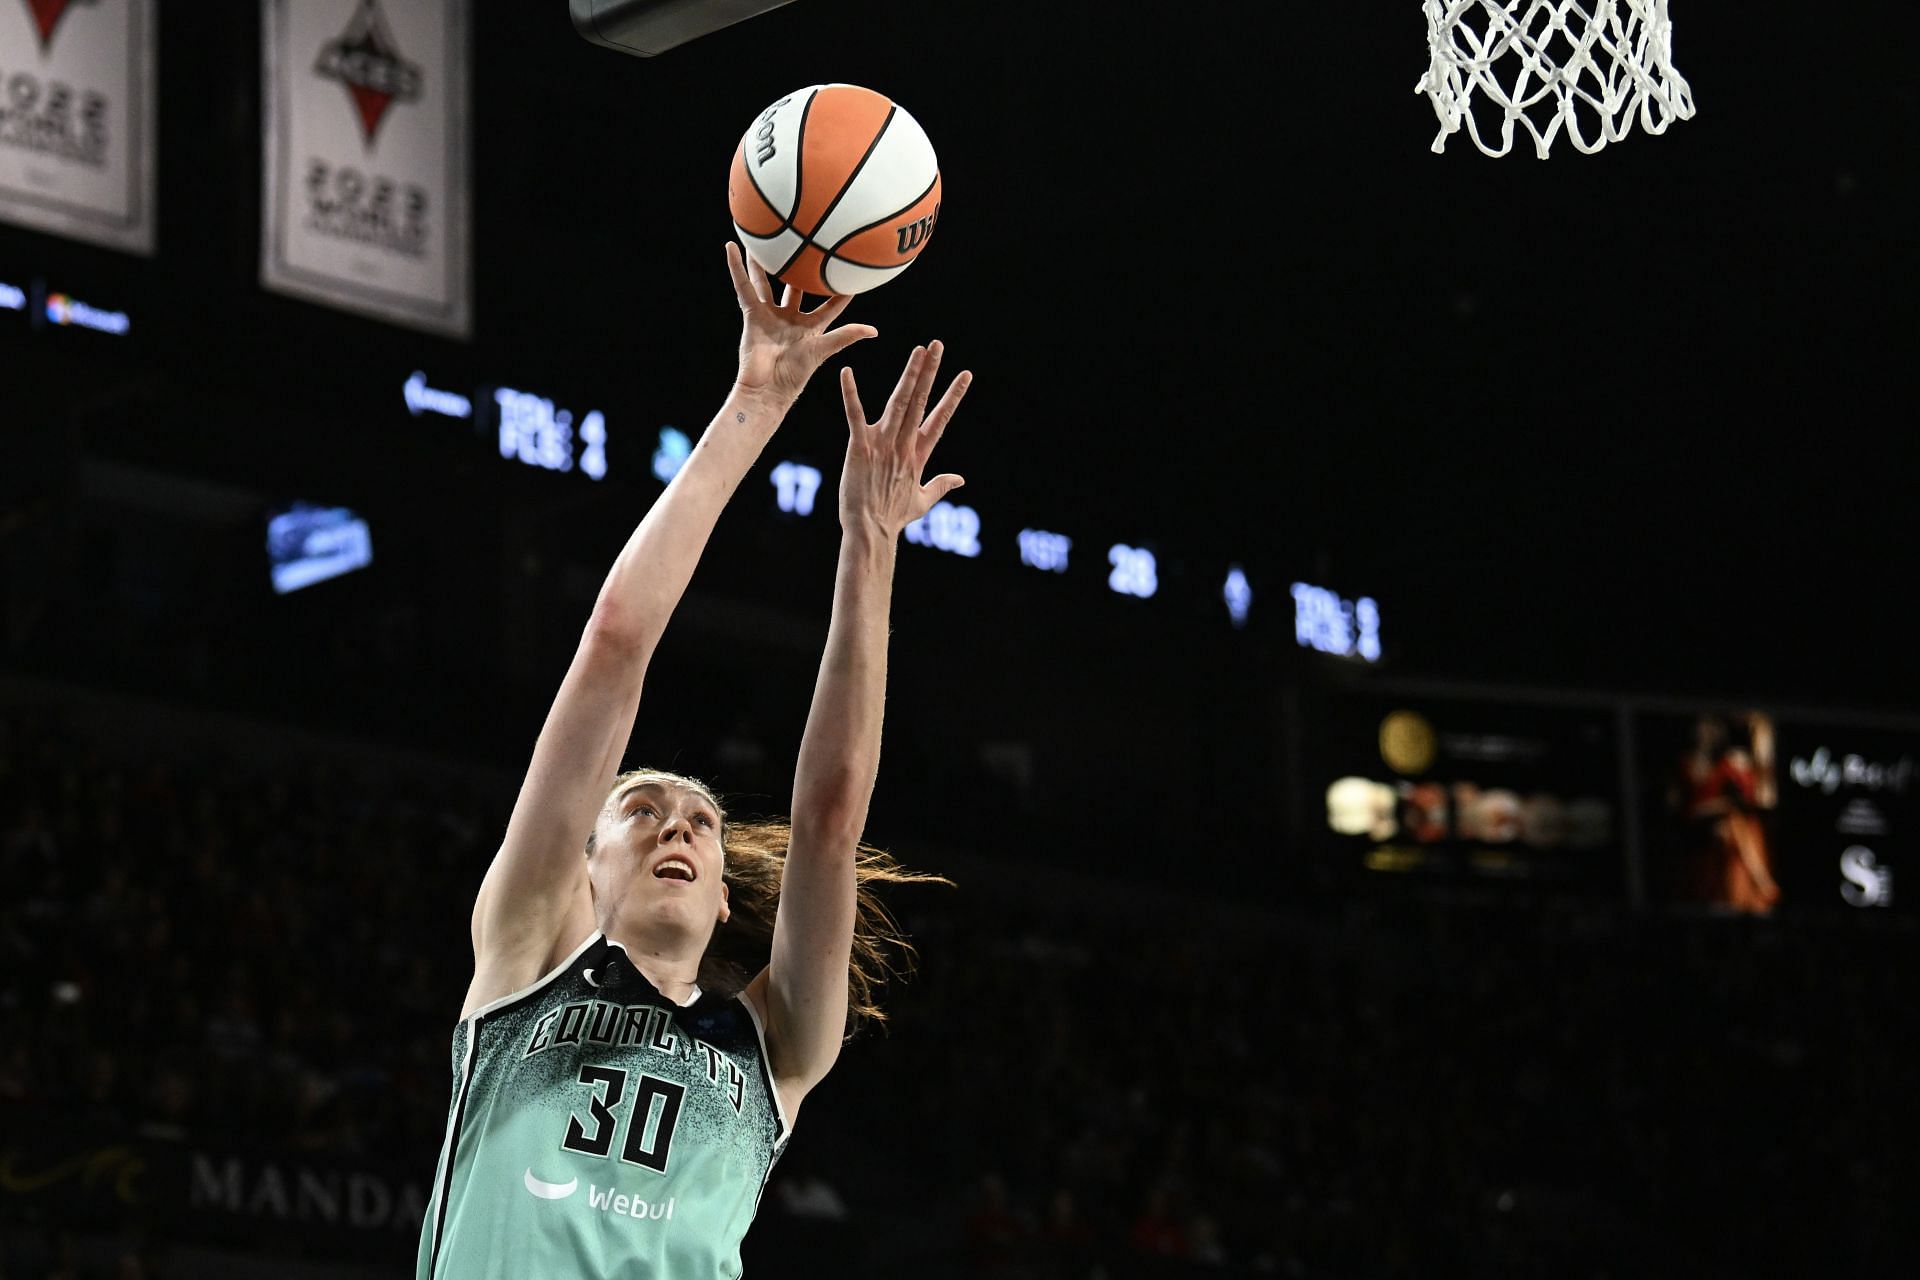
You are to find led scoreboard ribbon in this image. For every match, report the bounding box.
[398,367,1383,645]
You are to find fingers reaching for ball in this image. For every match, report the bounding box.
[730,242,861,319]
[916,363,971,470]
[837,343,972,535]
[730,242,877,407]
[724,241,766,309]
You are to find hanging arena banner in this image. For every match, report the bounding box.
[261,0,471,337]
[0,0,157,254]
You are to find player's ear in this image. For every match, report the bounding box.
[717,882,731,925]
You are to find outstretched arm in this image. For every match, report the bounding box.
[760,342,971,1095]
[466,249,874,993]
[592,247,876,648]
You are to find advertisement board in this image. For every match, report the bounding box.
[1307,690,1624,893]
[1640,707,1912,914]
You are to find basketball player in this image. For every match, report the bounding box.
[417,243,970,1277]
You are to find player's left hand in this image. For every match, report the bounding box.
[727,242,875,409]
[837,341,971,537]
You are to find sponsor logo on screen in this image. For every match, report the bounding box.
[44,291,128,334]
[1789,747,1915,796]
[403,370,471,419]
[1839,846,1894,908]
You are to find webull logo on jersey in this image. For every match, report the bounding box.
[590,1185,677,1221]
[521,1168,677,1220]
[523,1168,577,1200]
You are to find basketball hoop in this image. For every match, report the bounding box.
[1416,1,1695,158]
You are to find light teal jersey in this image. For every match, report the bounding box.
[417,932,791,1279]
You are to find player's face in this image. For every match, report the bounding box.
[594,781,730,935]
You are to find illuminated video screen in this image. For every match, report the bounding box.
[1638,710,1910,915]
[266,502,373,595]
[1305,690,1624,894]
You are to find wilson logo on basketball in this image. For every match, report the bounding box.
[895,205,938,255]
[314,0,422,149]
[751,96,791,165]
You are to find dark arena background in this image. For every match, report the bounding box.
[3,2,1917,1277]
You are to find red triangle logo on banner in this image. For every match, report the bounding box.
[23,0,75,50]
[348,82,395,147]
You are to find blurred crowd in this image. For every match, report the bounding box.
[842,884,1914,1279]
[0,705,482,1164]
[1,696,1914,1278]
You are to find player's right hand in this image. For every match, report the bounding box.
[727,242,875,411]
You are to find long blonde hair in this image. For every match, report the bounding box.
[596,768,951,1038]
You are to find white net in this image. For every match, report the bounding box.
[1416,1,1696,158]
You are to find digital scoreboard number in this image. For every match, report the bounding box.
[905,501,982,558]
[771,461,823,516]
[496,389,606,481]
[403,370,607,480]
[1292,582,1381,663]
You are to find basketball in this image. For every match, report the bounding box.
[729,84,942,297]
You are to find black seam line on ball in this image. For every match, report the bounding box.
[824,170,940,260]
[748,86,815,239]
[801,104,897,243]
[740,138,787,238]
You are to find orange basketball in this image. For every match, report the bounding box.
[728,85,941,297]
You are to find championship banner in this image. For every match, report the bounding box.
[0,0,157,254]
[261,0,471,337]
